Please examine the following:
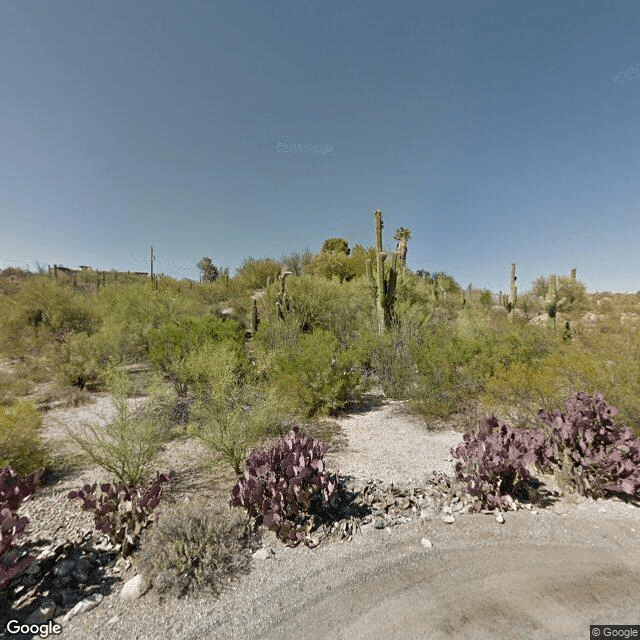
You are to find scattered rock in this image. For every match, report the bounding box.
[496,513,505,524]
[63,593,103,622]
[252,548,275,561]
[3,537,118,627]
[120,574,151,601]
[421,538,433,549]
[440,514,455,524]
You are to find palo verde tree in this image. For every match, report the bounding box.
[321,238,350,255]
[197,257,220,283]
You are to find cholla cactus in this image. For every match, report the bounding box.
[502,263,518,322]
[539,274,567,334]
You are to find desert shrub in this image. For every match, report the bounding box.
[235,257,282,291]
[252,313,303,354]
[49,331,108,391]
[0,401,48,475]
[352,302,431,399]
[14,276,96,336]
[259,275,372,345]
[479,339,600,429]
[451,416,553,512]
[0,372,33,404]
[537,392,640,499]
[411,323,483,419]
[148,315,245,395]
[230,426,338,548]
[92,284,204,365]
[456,312,557,382]
[304,252,356,283]
[266,329,364,417]
[187,344,291,474]
[61,369,174,488]
[0,466,43,589]
[280,250,315,276]
[349,244,377,278]
[68,472,172,556]
[568,321,640,436]
[137,499,253,598]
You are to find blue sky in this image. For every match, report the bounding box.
[1,1,639,293]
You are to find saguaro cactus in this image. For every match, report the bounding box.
[250,297,259,334]
[276,271,293,320]
[539,274,567,334]
[502,263,518,322]
[366,210,398,334]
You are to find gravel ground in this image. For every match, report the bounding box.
[6,390,640,639]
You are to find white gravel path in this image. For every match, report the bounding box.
[323,399,466,483]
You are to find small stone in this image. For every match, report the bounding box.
[421,538,433,549]
[442,506,452,515]
[440,514,455,524]
[121,574,151,601]
[63,594,103,622]
[531,510,538,515]
[252,548,275,561]
[496,513,505,524]
[374,518,386,529]
[107,616,120,625]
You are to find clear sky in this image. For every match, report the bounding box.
[2,1,639,293]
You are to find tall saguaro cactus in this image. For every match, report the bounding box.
[502,263,518,322]
[366,210,398,334]
[540,274,567,334]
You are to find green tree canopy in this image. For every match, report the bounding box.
[321,237,350,255]
[197,257,220,283]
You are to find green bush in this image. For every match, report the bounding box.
[60,369,174,488]
[92,284,204,365]
[267,329,364,417]
[235,257,282,291]
[410,321,485,419]
[148,315,245,395]
[50,331,106,390]
[137,499,252,598]
[0,372,33,404]
[480,341,600,429]
[304,252,356,283]
[187,343,290,473]
[259,275,372,345]
[0,401,48,475]
[352,302,431,399]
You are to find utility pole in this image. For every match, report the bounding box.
[150,246,155,285]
